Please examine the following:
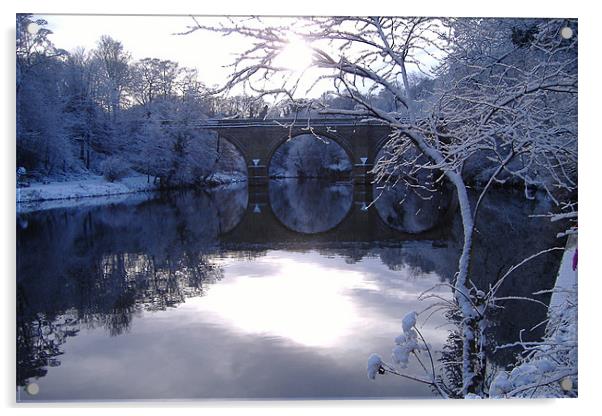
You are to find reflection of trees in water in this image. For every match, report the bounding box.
[16,187,249,387]
[269,179,353,233]
[373,181,453,234]
[17,250,224,386]
[207,183,248,234]
[16,287,80,387]
[377,244,460,278]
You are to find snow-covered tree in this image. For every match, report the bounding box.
[17,15,242,185]
[183,16,577,396]
[129,58,183,109]
[62,48,113,170]
[16,14,76,175]
[91,36,131,121]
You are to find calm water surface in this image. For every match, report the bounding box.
[16,179,564,401]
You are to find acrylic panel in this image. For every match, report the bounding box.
[16,14,578,401]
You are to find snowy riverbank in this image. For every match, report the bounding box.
[16,176,159,213]
[16,174,246,213]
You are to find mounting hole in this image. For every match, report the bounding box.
[25,382,39,396]
[560,376,573,391]
[560,27,574,40]
[27,22,40,35]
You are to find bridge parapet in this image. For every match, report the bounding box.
[203,117,393,129]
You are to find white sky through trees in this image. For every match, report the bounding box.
[37,14,441,98]
[38,14,247,89]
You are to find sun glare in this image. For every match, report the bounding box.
[190,253,378,348]
[274,36,314,72]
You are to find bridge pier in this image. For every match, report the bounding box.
[352,163,374,184]
[248,164,269,185]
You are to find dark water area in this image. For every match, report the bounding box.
[16,179,565,401]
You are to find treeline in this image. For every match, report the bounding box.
[16,14,248,185]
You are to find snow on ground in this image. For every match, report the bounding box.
[549,234,577,311]
[16,176,160,213]
[16,174,247,213]
[17,191,155,214]
[18,175,157,203]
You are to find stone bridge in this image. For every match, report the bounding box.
[200,117,396,184]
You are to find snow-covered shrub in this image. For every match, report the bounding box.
[390,312,429,371]
[493,288,577,398]
[101,156,129,182]
[489,371,513,397]
[367,311,450,397]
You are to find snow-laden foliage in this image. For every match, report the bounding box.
[101,156,129,182]
[367,354,383,380]
[490,291,577,398]
[392,330,421,369]
[401,311,417,334]
[366,310,449,397]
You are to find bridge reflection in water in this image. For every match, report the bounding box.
[223,179,456,247]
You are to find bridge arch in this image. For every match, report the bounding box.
[265,130,356,178]
[210,133,251,177]
[372,133,401,168]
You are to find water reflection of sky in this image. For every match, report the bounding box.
[18,249,450,401]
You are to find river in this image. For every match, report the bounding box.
[16,179,564,401]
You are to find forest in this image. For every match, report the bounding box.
[17,14,254,187]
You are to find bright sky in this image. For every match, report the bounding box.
[38,14,247,88]
[37,14,440,98]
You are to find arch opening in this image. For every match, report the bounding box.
[267,133,353,180]
[207,136,248,184]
